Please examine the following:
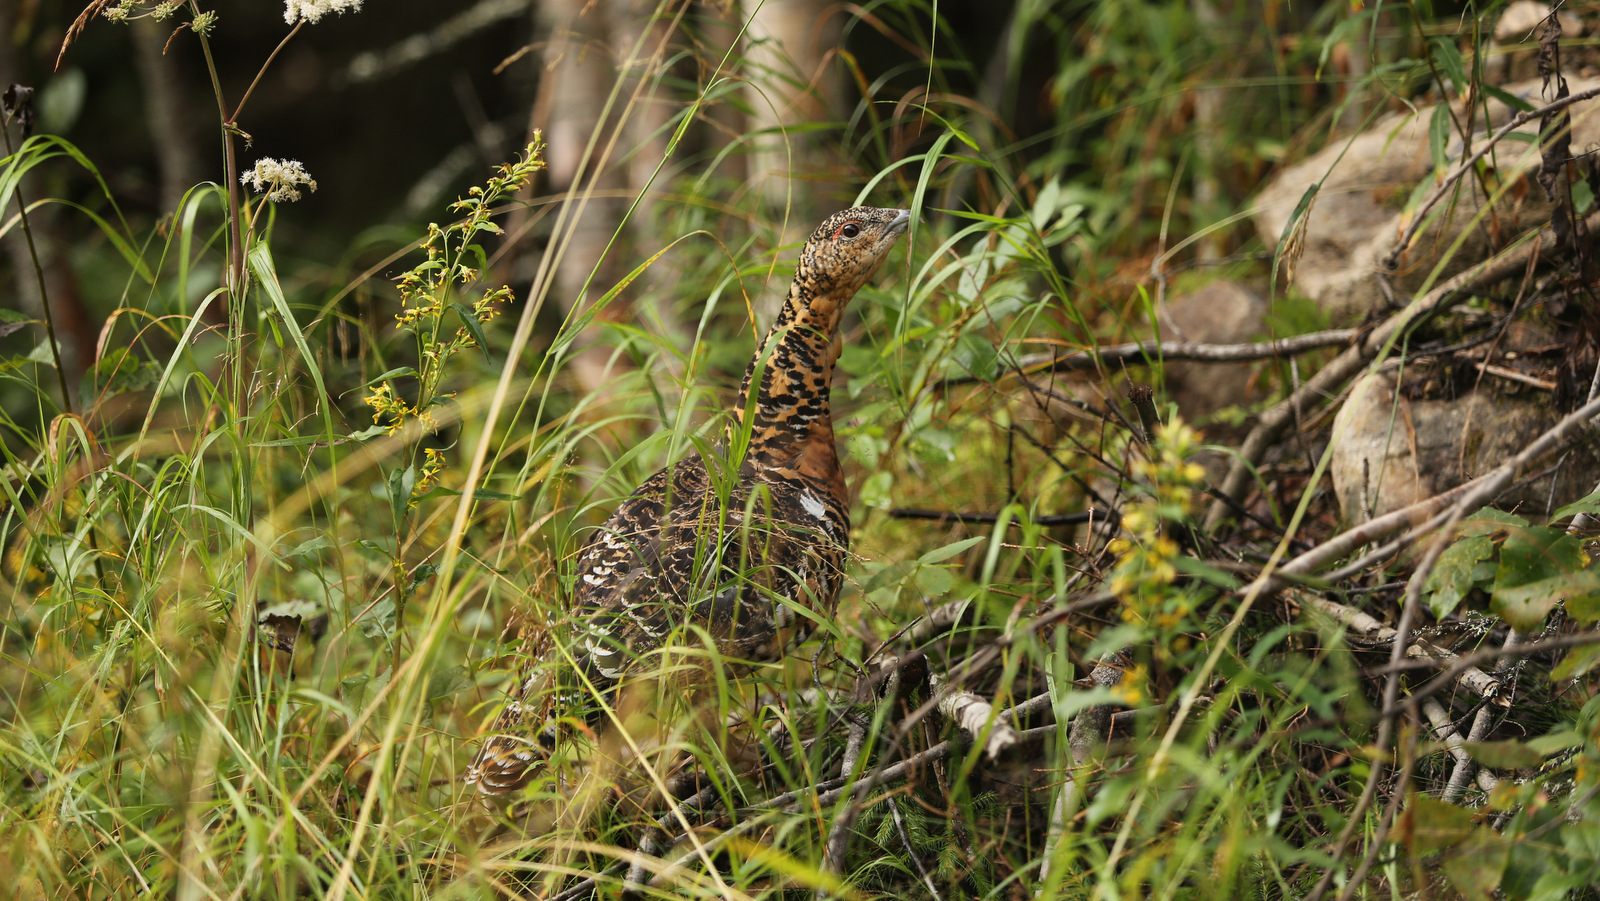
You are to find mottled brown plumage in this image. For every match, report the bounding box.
[466,207,911,796]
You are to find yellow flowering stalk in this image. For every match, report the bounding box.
[1106,422,1209,643]
[364,136,544,435]
[361,140,544,664]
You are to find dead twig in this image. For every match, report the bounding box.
[944,329,1360,387]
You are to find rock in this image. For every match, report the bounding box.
[1330,370,1600,523]
[1494,2,1583,43]
[1157,280,1269,421]
[1254,76,1600,325]
[1489,4,1587,82]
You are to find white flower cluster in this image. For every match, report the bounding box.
[240,158,318,203]
[283,0,362,25]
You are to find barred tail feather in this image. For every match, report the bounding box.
[464,731,547,796]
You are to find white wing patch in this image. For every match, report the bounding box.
[799,491,827,520]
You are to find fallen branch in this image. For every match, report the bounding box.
[1434,696,1501,801]
[889,507,1097,526]
[1298,593,1506,703]
[931,673,1020,759]
[1377,628,1600,716]
[944,329,1360,386]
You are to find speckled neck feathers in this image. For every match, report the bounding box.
[734,206,912,466]
[736,278,848,462]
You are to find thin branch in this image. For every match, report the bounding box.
[1378,629,1600,716]
[888,508,1098,527]
[944,329,1360,386]
[888,796,944,901]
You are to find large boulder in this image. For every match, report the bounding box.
[1254,76,1600,324]
[1330,370,1599,523]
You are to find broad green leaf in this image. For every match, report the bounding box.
[1524,731,1583,756]
[915,565,954,596]
[1425,535,1494,619]
[358,597,397,639]
[1457,507,1526,538]
[1403,794,1476,855]
[917,537,985,565]
[860,470,893,510]
[1460,740,1545,770]
[1552,642,1600,681]
[1553,486,1600,521]
[1494,570,1600,631]
[1441,831,1511,901]
[1494,523,1585,583]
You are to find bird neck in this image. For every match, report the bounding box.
[734,280,850,464]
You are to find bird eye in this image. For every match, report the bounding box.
[838,222,861,239]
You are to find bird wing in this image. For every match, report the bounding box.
[467,458,849,796]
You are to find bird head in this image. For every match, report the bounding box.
[795,206,912,297]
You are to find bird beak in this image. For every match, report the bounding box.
[888,209,912,236]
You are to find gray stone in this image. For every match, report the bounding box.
[1157,280,1269,421]
[1254,77,1600,325]
[1331,371,1600,523]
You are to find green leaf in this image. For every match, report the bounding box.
[1552,641,1600,681]
[1428,36,1468,96]
[1493,570,1600,632]
[248,243,337,447]
[1524,731,1583,756]
[1441,831,1511,901]
[1457,507,1526,538]
[1567,589,1600,625]
[1429,103,1452,178]
[1484,84,1537,113]
[1460,740,1545,770]
[428,663,472,700]
[1572,180,1594,216]
[918,537,985,565]
[283,536,332,559]
[351,367,419,393]
[408,561,440,593]
[389,466,415,531]
[357,597,397,639]
[1403,794,1477,855]
[1426,535,1495,618]
[915,565,954,596]
[860,470,894,510]
[449,302,490,360]
[1171,555,1240,589]
[1554,487,1600,522]
[428,487,522,501]
[1491,525,1594,630]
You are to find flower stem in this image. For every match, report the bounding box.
[230,21,302,124]
[0,122,75,416]
[187,7,243,299]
